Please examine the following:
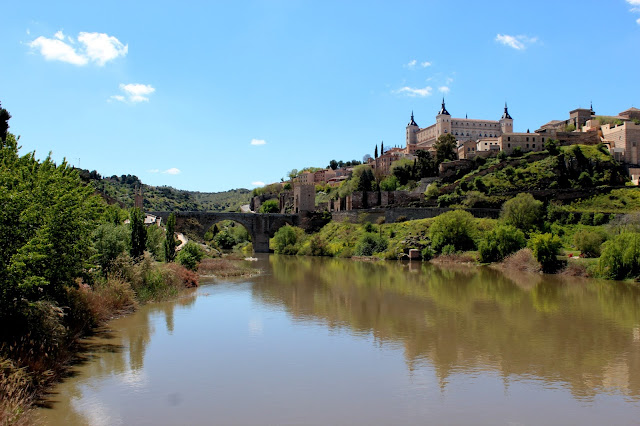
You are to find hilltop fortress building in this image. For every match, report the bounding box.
[405,99,513,153]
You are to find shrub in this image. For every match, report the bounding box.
[478,225,526,263]
[528,233,563,273]
[354,233,388,256]
[579,212,593,225]
[395,216,408,223]
[573,230,605,258]
[271,225,305,255]
[380,175,399,191]
[213,229,237,249]
[501,193,543,232]
[441,244,456,255]
[92,223,130,275]
[429,210,477,253]
[599,232,640,280]
[425,183,439,199]
[363,222,375,233]
[176,242,205,271]
[259,199,280,213]
[593,213,608,226]
[421,246,435,260]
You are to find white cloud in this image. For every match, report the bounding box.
[250,139,266,146]
[163,168,181,175]
[405,59,431,69]
[111,83,156,103]
[637,17,640,24]
[421,61,432,68]
[395,86,433,97]
[405,59,417,69]
[438,86,450,94]
[628,0,640,10]
[28,31,127,66]
[77,32,128,66]
[495,34,537,50]
[251,181,265,187]
[28,36,88,65]
[446,77,454,84]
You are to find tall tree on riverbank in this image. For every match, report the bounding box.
[129,208,146,259]
[0,101,11,142]
[164,213,177,262]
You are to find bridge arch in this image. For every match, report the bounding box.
[148,212,298,253]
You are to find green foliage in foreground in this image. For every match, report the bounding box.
[177,241,205,271]
[599,232,640,280]
[354,233,388,256]
[429,210,477,253]
[501,193,543,232]
[478,225,526,263]
[529,233,563,273]
[0,133,103,318]
[259,199,280,213]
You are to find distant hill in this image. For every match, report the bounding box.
[77,170,251,212]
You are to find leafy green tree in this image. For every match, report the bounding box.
[573,230,605,258]
[129,207,147,259]
[434,133,457,165]
[599,232,640,280]
[92,223,130,274]
[0,101,11,142]
[391,158,414,186]
[415,150,437,177]
[164,213,176,262]
[380,175,399,191]
[146,225,166,261]
[356,167,374,192]
[259,199,280,213]
[478,225,526,263]
[328,160,338,170]
[354,233,388,256]
[271,225,305,254]
[0,132,102,317]
[545,139,559,155]
[529,233,562,273]
[429,210,477,253]
[176,241,204,271]
[501,193,543,232]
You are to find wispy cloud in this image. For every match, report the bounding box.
[110,83,155,103]
[148,168,180,175]
[250,138,266,146]
[251,181,265,187]
[405,59,432,69]
[438,86,450,94]
[394,86,433,97]
[627,0,640,23]
[28,30,128,65]
[495,34,538,50]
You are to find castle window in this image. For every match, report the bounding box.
[533,144,536,148]
[526,137,529,142]
[508,137,511,141]
[526,144,529,148]
[508,143,511,148]
[542,138,545,142]
[532,137,535,142]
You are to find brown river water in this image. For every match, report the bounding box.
[36,255,640,425]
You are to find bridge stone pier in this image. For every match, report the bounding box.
[149,212,299,253]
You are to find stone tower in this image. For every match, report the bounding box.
[435,98,451,137]
[499,102,513,134]
[406,111,419,147]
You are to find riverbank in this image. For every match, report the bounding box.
[0,255,259,425]
[268,208,640,281]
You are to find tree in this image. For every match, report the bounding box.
[363,154,372,163]
[177,241,204,271]
[259,199,280,213]
[380,141,384,155]
[356,167,374,192]
[429,210,477,253]
[434,133,457,164]
[478,225,526,263]
[328,160,338,170]
[415,150,436,178]
[529,233,563,273]
[391,158,414,185]
[501,193,543,232]
[0,101,11,142]
[164,212,177,262]
[374,145,378,159]
[287,169,299,180]
[129,207,147,259]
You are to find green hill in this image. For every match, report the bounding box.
[78,170,251,212]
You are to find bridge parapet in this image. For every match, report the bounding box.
[148,211,299,253]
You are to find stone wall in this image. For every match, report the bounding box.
[331,207,500,224]
[438,159,475,181]
[293,184,316,213]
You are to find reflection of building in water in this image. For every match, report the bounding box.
[259,256,640,400]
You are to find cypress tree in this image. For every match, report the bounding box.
[129,207,147,259]
[164,212,177,262]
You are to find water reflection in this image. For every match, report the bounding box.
[255,256,640,401]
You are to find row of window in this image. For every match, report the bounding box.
[506,136,545,142]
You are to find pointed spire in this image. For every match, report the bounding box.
[438,98,450,115]
[590,101,595,115]
[501,102,512,120]
[408,111,418,127]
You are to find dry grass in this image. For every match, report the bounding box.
[559,260,591,278]
[0,358,33,426]
[497,248,541,274]
[81,278,138,323]
[198,258,259,277]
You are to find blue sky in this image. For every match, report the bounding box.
[2,0,640,192]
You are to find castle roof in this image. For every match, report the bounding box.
[438,98,450,116]
[408,111,418,127]
[501,102,512,120]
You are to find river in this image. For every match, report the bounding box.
[37,255,640,425]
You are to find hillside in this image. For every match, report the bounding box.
[78,171,251,211]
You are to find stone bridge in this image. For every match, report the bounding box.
[148,212,299,253]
